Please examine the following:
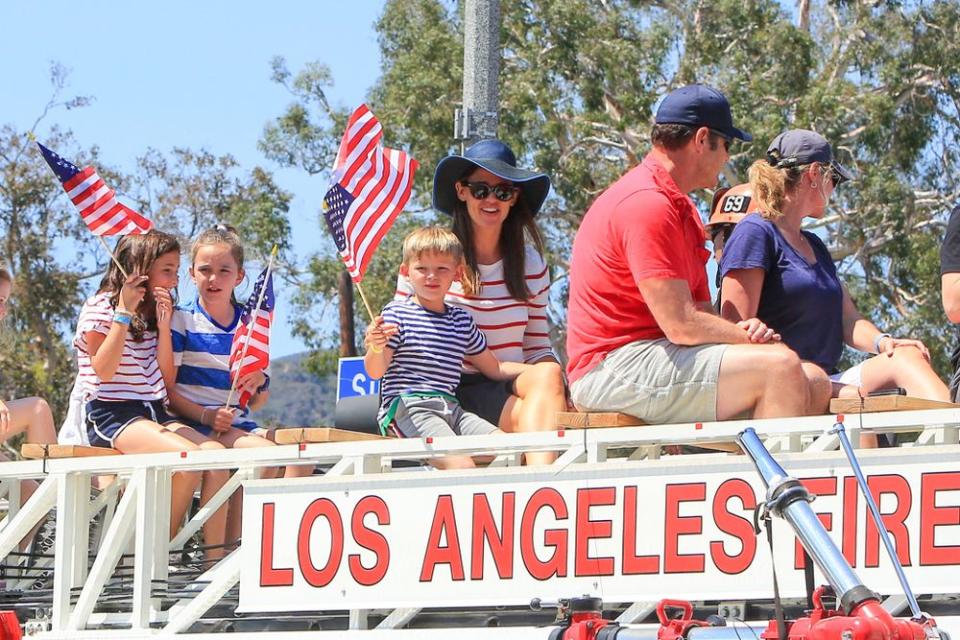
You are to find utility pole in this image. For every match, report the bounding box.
[455,0,501,148]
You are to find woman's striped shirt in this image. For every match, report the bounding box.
[73,292,166,403]
[377,298,486,424]
[396,244,555,372]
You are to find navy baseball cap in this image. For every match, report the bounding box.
[766,129,854,184]
[655,84,752,142]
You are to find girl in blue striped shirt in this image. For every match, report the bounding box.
[162,225,311,548]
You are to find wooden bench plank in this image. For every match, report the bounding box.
[21,444,121,459]
[556,412,647,429]
[830,396,960,415]
[273,427,387,444]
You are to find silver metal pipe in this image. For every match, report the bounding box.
[688,626,769,640]
[738,428,868,608]
[830,421,923,618]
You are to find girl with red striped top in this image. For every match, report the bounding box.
[398,140,566,465]
[74,230,229,559]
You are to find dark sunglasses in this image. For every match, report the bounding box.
[823,167,842,188]
[461,181,519,202]
[709,129,732,152]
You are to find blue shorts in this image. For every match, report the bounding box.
[85,399,177,448]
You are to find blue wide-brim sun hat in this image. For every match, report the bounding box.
[432,139,551,216]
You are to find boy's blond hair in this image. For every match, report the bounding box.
[402,226,464,264]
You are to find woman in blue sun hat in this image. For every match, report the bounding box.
[397,139,566,464]
[719,129,949,443]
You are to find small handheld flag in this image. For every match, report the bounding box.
[37,143,152,236]
[227,255,276,410]
[322,105,418,285]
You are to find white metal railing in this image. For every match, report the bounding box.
[0,408,957,638]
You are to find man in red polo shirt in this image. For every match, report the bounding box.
[567,84,813,424]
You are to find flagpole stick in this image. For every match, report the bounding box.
[354,281,377,322]
[224,246,278,417]
[97,236,129,279]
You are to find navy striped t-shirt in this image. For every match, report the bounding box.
[377,299,486,423]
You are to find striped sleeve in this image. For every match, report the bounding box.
[461,311,487,356]
[522,247,557,363]
[171,308,187,366]
[74,293,114,353]
[382,302,404,351]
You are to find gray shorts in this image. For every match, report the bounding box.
[393,396,499,439]
[570,338,728,424]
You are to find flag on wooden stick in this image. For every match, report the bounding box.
[227,259,275,410]
[322,104,418,283]
[37,143,152,236]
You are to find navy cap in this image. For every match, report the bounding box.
[655,84,752,142]
[766,129,853,184]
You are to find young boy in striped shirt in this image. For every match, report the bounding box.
[365,227,530,469]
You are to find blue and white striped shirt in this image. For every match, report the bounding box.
[378,299,486,423]
[171,298,266,430]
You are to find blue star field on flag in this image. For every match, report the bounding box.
[38,143,82,183]
[240,267,275,324]
[322,183,353,254]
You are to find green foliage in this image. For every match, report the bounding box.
[0,121,93,420]
[133,147,293,266]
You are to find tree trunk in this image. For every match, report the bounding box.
[338,270,357,357]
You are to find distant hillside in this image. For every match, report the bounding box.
[254,352,338,427]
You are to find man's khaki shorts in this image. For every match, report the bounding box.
[570,338,728,424]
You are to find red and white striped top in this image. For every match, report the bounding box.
[396,244,556,372]
[73,292,166,403]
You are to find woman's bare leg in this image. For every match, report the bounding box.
[501,362,566,465]
[856,348,950,448]
[860,348,950,401]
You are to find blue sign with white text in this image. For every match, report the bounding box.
[337,356,380,402]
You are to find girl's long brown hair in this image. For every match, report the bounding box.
[450,172,545,300]
[97,230,180,340]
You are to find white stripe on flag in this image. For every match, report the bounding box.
[72,183,111,212]
[343,150,413,272]
[353,152,414,273]
[85,206,128,234]
[66,171,103,199]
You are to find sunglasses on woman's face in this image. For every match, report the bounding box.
[461,181,519,202]
[823,167,842,188]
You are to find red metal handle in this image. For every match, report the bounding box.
[657,599,693,625]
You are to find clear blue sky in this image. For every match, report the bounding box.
[1,1,388,357]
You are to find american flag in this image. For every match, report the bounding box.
[37,143,152,236]
[322,104,418,282]
[228,266,274,409]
